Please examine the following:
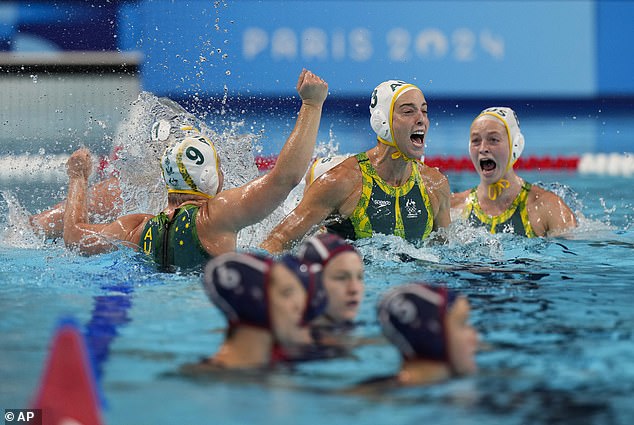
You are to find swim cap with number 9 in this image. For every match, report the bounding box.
[161,135,221,198]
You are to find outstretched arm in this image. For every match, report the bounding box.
[63,148,93,249]
[261,164,357,253]
[214,69,329,231]
[30,176,122,240]
[260,193,331,254]
[63,149,150,255]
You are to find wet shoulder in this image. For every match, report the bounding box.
[419,163,449,186]
[312,157,362,197]
[125,214,154,244]
[450,189,471,210]
[526,184,565,209]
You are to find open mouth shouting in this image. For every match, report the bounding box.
[410,130,425,148]
[479,157,497,177]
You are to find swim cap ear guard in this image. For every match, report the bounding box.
[370,107,390,141]
[151,120,172,142]
[476,107,525,167]
[377,283,457,362]
[151,112,201,145]
[203,252,274,329]
[161,134,221,198]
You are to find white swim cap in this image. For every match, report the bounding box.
[161,133,221,198]
[370,80,422,144]
[306,155,348,185]
[474,107,525,168]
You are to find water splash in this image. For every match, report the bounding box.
[432,221,506,263]
[534,180,584,217]
[110,91,263,218]
[351,234,439,264]
[0,191,47,249]
[238,136,346,248]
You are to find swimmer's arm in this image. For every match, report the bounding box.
[433,175,452,230]
[63,149,151,255]
[450,190,471,222]
[64,215,152,256]
[261,170,351,253]
[450,190,469,210]
[30,176,122,240]
[212,69,328,231]
[63,148,93,251]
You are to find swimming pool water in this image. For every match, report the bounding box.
[1,97,634,425]
[1,168,633,425]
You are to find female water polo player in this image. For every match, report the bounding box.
[349,283,478,392]
[451,107,577,237]
[180,252,326,371]
[62,69,329,271]
[262,79,451,252]
[297,233,364,335]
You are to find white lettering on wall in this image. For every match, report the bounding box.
[348,28,372,61]
[302,28,328,59]
[242,27,503,62]
[243,27,268,60]
[387,28,410,61]
[480,30,504,59]
[416,29,448,58]
[452,28,476,61]
[271,27,297,60]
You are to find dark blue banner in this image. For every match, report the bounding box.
[0,2,120,51]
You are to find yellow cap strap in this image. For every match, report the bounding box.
[487,179,510,201]
[377,136,423,163]
[167,188,213,199]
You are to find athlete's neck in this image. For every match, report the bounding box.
[211,325,274,368]
[368,146,413,186]
[164,195,207,217]
[477,173,523,209]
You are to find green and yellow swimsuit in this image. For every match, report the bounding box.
[464,182,536,237]
[326,152,434,243]
[140,204,210,271]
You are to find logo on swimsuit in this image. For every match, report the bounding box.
[373,199,391,209]
[405,199,419,219]
[501,222,515,234]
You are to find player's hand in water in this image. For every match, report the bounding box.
[66,148,93,180]
[297,69,328,107]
